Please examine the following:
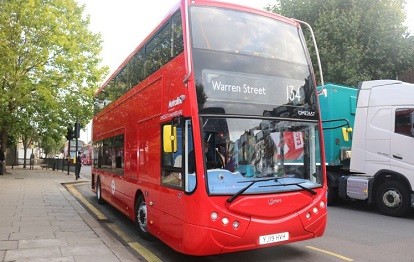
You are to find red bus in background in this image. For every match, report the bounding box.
[91,0,327,256]
[81,144,92,165]
[64,139,85,164]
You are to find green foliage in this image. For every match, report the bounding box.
[41,136,66,157]
[267,0,414,86]
[0,0,108,150]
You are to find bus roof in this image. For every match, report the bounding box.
[95,0,300,97]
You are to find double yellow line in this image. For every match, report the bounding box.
[66,183,162,262]
[67,183,354,262]
[306,246,354,261]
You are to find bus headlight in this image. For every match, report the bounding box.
[210,212,218,221]
[221,217,229,225]
[232,220,240,229]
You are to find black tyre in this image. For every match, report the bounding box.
[135,195,154,240]
[375,180,410,217]
[327,171,341,206]
[96,178,105,205]
[327,185,339,206]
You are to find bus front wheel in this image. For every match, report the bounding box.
[135,195,154,240]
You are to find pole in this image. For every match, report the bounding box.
[75,134,78,178]
[75,121,79,179]
[67,139,70,175]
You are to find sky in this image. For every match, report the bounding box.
[77,0,413,142]
[76,0,273,142]
[77,0,274,75]
[76,0,413,78]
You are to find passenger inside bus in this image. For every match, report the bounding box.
[187,136,226,173]
[163,132,229,188]
[162,171,182,186]
[204,137,225,170]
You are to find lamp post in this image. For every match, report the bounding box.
[75,121,80,179]
[66,126,74,175]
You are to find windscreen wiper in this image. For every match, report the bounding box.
[227,178,278,203]
[260,181,317,195]
[292,182,317,195]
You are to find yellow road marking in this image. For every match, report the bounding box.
[67,183,162,262]
[128,242,162,262]
[106,223,134,243]
[66,183,107,220]
[68,184,354,261]
[105,221,162,261]
[306,246,354,261]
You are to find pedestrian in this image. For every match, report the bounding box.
[76,151,82,180]
[0,146,4,175]
[29,152,35,169]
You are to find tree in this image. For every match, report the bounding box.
[40,136,66,158]
[267,0,414,86]
[0,0,108,168]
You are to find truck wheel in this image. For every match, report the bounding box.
[327,185,339,206]
[375,180,410,217]
[135,195,154,240]
[327,171,340,206]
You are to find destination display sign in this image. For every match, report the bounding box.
[202,69,307,108]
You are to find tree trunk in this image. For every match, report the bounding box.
[23,146,28,169]
[1,129,7,174]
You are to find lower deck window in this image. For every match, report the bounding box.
[93,134,124,175]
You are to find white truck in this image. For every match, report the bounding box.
[321,80,414,217]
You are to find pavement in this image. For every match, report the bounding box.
[0,166,141,262]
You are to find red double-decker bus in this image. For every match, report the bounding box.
[81,144,92,165]
[92,0,327,256]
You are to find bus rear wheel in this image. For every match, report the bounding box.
[375,180,410,217]
[135,195,154,240]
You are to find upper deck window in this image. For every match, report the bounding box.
[94,10,184,115]
[190,6,318,119]
[190,6,307,65]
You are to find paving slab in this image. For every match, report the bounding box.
[0,167,141,261]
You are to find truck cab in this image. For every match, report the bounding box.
[321,80,414,217]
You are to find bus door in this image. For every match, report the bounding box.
[159,119,195,245]
[137,120,162,232]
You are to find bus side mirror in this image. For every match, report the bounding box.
[342,127,353,142]
[163,125,177,153]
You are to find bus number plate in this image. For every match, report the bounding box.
[259,232,289,245]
